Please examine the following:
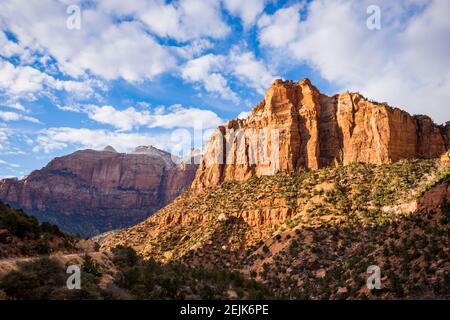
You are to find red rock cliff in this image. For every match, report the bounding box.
[0,146,197,236]
[192,79,449,191]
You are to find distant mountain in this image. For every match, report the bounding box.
[0,146,197,237]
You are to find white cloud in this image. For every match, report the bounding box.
[1,101,27,112]
[84,105,151,131]
[99,0,230,41]
[32,127,173,154]
[0,0,263,98]
[0,129,7,140]
[0,127,27,155]
[228,47,278,94]
[0,1,177,82]
[258,4,305,48]
[174,39,214,60]
[0,59,95,98]
[0,31,26,59]
[2,148,26,155]
[0,111,40,123]
[0,159,20,168]
[150,104,223,129]
[69,22,176,82]
[0,128,8,151]
[223,0,268,28]
[181,54,239,102]
[60,103,223,131]
[257,0,450,123]
[0,0,231,83]
[181,48,277,100]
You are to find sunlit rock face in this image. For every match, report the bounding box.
[0,146,197,237]
[192,78,449,192]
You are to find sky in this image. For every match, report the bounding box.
[0,0,449,178]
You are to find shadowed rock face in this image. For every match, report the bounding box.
[192,79,449,191]
[0,146,197,237]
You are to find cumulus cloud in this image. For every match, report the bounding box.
[0,111,40,123]
[228,47,278,94]
[60,103,223,131]
[257,0,450,123]
[67,22,176,82]
[1,101,27,112]
[0,0,232,83]
[258,4,305,48]
[0,0,274,102]
[32,127,182,155]
[223,0,268,28]
[181,48,277,101]
[0,59,95,99]
[150,104,224,129]
[181,54,239,102]
[0,1,177,82]
[108,0,230,41]
[0,31,27,59]
[84,105,151,131]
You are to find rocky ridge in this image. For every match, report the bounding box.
[192,79,450,191]
[0,146,197,237]
[102,157,449,299]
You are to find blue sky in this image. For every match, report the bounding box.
[0,0,449,178]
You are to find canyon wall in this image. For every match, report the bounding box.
[192,79,449,191]
[0,146,197,236]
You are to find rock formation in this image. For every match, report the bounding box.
[0,146,197,236]
[192,79,449,191]
[99,79,450,299]
[441,150,450,167]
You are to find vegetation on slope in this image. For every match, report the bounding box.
[1,159,448,300]
[111,245,271,299]
[104,159,444,260]
[245,203,449,299]
[0,202,77,258]
[0,253,111,299]
[0,246,271,300]
[102,158,449,299]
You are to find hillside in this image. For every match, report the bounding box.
[102,157,449,299]
[0,246,271,300]
[0,146,197,237]
[0,202,78,258]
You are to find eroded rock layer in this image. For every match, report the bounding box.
[192,79,449,191]
[0,146,197,236]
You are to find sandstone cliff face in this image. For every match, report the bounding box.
[0,146,197,236]
[192,79,449,191]
[441,150,450,167]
